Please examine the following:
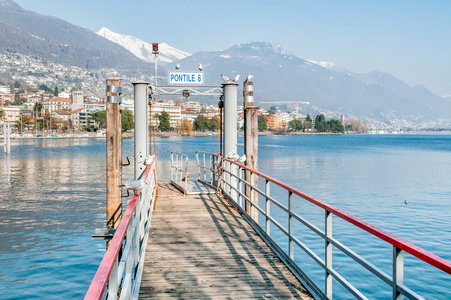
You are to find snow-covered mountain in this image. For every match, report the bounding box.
[175,41,451,127]
[97,27,190,64]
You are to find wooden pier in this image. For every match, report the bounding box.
[139,183,313,299]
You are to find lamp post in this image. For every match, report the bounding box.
[152,43,159,97]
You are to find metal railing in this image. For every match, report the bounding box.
[196,151,451,300]
[85,154,157,300]
[170,151,189,194]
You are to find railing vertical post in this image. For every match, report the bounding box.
[203,153,207,181]
[393,246,404,300]
[288,191,294,259]
[106,78,122,230]
[171,152,174,182]
[251,172,257,220]
[126,220,133,288]
[238,166,243,208]
[211,155,215,185]
[265,179,270,236]
[325,210,333,298]
[108,256,118,299]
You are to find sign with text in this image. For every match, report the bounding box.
[168,71,204,85]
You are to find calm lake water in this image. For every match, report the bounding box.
[0,134,450,299]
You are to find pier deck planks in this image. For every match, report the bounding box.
[139,183,313,299]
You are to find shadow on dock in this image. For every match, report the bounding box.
[139,183,313,299]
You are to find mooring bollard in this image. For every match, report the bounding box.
[106,78,123,230]
[244,76,258,221]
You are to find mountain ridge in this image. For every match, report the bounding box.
[97,27,190,64]
[0,0,149,71]
[173,41,451,127]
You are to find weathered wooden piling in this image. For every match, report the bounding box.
[106,78,123,229]
[244,77,258,221]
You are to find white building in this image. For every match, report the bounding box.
[2,106,21,123]
[151,102,181,129]
[0,86,11,93]
[58,92,71,98]
[122,98,134,114]
[71,88,84,111]
[42,97,72,114]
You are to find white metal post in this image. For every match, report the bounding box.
[223,81,238,200]
[325,211,333,298]
[132,81,149,180]
[288,191,294,259]
[265,179,270,235]
[393,246,404,300]
[7,122,10,154]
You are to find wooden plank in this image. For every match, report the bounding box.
[139,183,313,299]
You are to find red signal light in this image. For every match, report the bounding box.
[152,43,159,54]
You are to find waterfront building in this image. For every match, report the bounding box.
[150,101,181,129]
[70,108,86,131]
[42,97,71,114]
[0,85,11,93]
[71,88,84,111]
[83,103,105,112]
[0,92,13,105]
[23,93,42,103]
[20,103,35,117]
[265,113,281,130]
[182,101,200,111]
[1,106,21,123]
[122,98,134,113]
[52,110,71,122]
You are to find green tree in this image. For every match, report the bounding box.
[305,114,312,122]
[314,114,327,132]
[122,109,134,131]
[329,119,345,133]
[258,115,268,131]
[13,81,21,89]
[193,115,209,131]
[91,110,107,128]
[267,109,276,115]
[288,119,303,131]
[13,91,21,105]
[33,102,42,116]
[39,84,52,93]
[208,116,219,131]
[54,86,59,96]
[157,111,171,131]
[303,121,313,131]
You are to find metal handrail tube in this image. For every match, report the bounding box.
[221,175,328,270]
[85,155,157,300]
[327,267,367,300]
[196,152,451,299]
[214,154,451,275]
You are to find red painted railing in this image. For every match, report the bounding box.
[196,152,451,298]
[230,158,451,275]
[85,155,156,300]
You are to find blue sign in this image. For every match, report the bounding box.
[168,72,204,85]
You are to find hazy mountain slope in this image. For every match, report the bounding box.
[97,27,190,64]
[0,0,149,70]
[175,41,451,126]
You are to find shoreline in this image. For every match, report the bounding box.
[3,130,343,140]
[3,130,449,141]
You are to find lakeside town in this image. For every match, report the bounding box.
[0,50,442,138]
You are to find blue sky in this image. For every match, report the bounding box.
[14,0,451,96]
